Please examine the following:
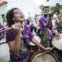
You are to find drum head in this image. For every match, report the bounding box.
[52,33,62,50]
[30,51,59,62]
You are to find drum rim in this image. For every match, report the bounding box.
[30,51,59,62]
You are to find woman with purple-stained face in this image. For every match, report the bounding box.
[6,8,31,62]
[38,14,49,46]
[39,14,54,47]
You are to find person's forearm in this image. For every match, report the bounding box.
[12,33,21,54]
[32,38,46,50]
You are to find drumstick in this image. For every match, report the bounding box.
[0,26,24,33]
[0,22,24,33]
[0,27,13,33]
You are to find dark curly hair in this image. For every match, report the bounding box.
[6,8,19,27]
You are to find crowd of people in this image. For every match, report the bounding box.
[0,8,62,62]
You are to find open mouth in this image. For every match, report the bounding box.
[20,14,24,18]
[20,15,25,21]
[20,16,24,18]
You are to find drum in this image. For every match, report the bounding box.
[30,51,59,62]
[52,33,62,51]
[29,35,41,46]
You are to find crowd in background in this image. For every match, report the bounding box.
[0,7,62,62]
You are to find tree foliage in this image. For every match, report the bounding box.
[51,3,62,12]
[39,3,62,12]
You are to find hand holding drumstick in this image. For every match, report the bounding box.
[0,22,24,34]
